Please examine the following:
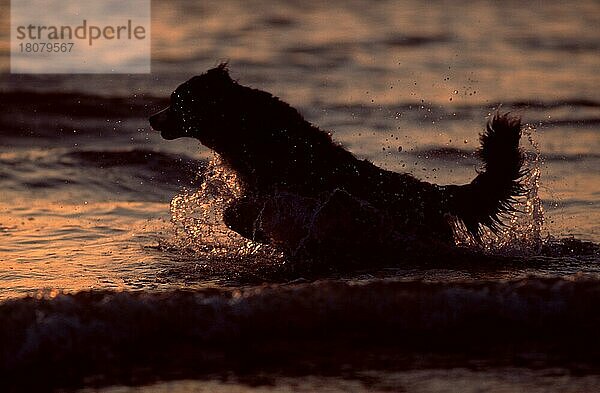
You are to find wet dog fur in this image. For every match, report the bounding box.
[150,64,525,261]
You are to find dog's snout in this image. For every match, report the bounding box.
[149,107,170,131]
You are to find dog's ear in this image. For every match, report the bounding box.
[205,62,232,82]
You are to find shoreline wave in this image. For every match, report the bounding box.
[1,277,599,390]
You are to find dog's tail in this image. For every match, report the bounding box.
[445,113,526,239]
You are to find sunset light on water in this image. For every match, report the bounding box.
[0,0,599,391]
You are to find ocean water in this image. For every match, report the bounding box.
[0,0,599,391]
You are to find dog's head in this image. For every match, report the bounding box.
[149,63,241,147]
[150,64,311,181]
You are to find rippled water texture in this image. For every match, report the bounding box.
[0,0,599,390]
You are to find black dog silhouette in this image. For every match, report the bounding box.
[150,64,524,260]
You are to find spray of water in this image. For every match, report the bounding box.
[453,124,546,255]
[169,155,244,253]
[159,155,285,280]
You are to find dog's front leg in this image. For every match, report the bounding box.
[223,196,269,243]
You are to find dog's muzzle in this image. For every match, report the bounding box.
[149,107,179,140]
[149,107,169,130]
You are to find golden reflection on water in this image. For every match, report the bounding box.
[148,0,600,107]
[0,0,598,302]
[0,200,170,299]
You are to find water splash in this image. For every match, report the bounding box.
[155,132,596,280]
[157,155,285,281]
[169,154,244,253]
[453,124,546,255]
[167,128,547,262]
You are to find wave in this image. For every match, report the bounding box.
[0,91,167,118]
[0,91,165,142]
[62,149,204,171]
[513,36,600,53]
[323,99,600,113]
[318,100,600,134]
[410,148,599,163]
[383,33,450,47]
[504,99,600,109]
[534,117,600,128]
[1,277,599,390]
[0,149,205,201]
[285,34,450,57]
